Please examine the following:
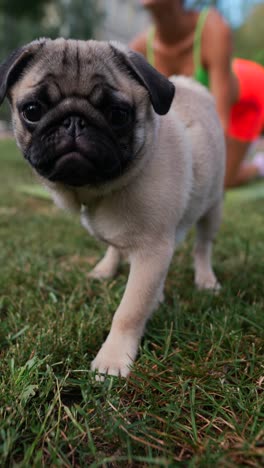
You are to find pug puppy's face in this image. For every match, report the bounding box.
[0,39,174,187]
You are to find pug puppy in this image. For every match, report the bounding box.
[0,38,225,378]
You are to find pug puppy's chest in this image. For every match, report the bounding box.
[80,195,132,249]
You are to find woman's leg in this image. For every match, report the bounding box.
[224,136,259,188]
[225,59,264,188]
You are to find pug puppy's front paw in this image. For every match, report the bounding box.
[195,271,221,291]
[91,333,138,379]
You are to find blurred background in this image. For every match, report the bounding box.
[0,0,263,128]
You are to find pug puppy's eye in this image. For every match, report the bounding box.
[109,107,131,129]
[22,102,44,123]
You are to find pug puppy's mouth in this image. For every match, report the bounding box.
[54,151,86,166]
[32,151,94,185]
[36,150,85,172]
[32,147,123,187]
[46,151,96,186]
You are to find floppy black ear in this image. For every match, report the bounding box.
[0,40,45,105]
[110,44,175,115]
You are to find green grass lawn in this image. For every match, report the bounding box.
[0,139,263,467]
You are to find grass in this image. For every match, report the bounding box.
[0,138,263,467]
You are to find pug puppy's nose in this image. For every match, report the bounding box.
[62,116,87,137]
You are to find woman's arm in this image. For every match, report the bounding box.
[203,9,234,133]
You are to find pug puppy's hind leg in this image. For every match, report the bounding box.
[194,200,222,291]
[88,246,121,280]
[91,240,174,378]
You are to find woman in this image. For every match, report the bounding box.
[130,0,264,188]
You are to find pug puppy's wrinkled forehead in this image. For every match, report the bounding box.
[12,39,139,108]
[7,38,174,114]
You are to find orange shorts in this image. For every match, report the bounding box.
[228,59,264,142]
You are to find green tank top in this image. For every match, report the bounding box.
[146,8,210,88]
